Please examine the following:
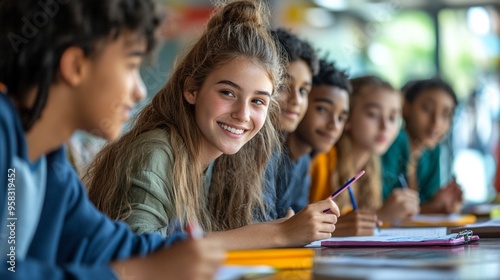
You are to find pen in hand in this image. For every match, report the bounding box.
[347,186,358,211]
[398,173,408,189]
[347,180,381,234]
[323,170,365,213]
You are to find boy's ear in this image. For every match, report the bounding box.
[183,77,197,105]
[59,47,89,87]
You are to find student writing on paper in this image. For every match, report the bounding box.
[310,76,419,234]
[382,78,463,214]
[86,0,340,250]
[0,1,224,279]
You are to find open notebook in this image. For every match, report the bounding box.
[321,230,479,248]
[306,227,448,248]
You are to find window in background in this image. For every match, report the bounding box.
[364,11,435,88]
[441,6,500,203]
[276,3,436,88]
[440,7,497,99]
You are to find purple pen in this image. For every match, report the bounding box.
[323,170,365,213]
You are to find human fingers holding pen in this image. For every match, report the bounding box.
[279,199,340,246]
[377,188,420,222]
[333,210,378,236]
[171,223,225,280]
[165,237,225,280]
[447,178,464,212]
[111,234,225,280]
[332,182,379,236]
[177,223,225,280]
[441,179,463,213]
[422,179,463,214]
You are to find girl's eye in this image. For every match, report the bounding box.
[220,90,235,97]
[127,57,143,70]
[253,98,266,106]
[422,104,433,113]
[316,106,327,112]
[299,87,309,96]
[367,111,378,118]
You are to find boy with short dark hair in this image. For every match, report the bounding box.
[283,58,351,215]
[0,1,223,279]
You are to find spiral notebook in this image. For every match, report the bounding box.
[321,230,479,248]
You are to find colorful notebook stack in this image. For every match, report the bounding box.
[224,248,314,269]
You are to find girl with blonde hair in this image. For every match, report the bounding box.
[86,0,340,249]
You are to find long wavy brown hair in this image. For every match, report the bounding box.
[331,76,397,211]
[84,0,284,232]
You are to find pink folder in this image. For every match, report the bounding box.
[321,230,479,248]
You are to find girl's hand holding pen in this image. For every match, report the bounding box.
[323,170,366,213]
[278,199,340,246]
[170,222,225,280]
[421,178,463,214]
[377,188,420,222]
[274,171,360,246]
[331,176,381,237]
[333,210,379,237]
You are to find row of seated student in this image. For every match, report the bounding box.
[82,22,462,241]
[74,1,462,242]
[84,25,341,248]
[75,0,463,243]
[309,77,462,235]
[0,0,466,278]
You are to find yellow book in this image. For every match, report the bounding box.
[225,248,314,269]
[384,214,477,228]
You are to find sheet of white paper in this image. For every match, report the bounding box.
[321,233,458,242]
[378,227,448,237]
[305,227,448,247]
[215,265,275,280]
[305,240,323,248]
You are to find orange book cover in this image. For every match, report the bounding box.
[225,248,314,269]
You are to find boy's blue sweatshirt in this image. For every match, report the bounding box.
[0,93,183,279]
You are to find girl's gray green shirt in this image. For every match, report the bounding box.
[124,129,213,236]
